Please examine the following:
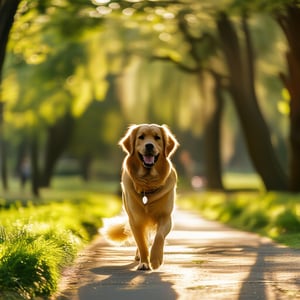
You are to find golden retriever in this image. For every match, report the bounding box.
[104,124,179,270]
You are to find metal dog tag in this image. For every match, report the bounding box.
[142,195,148,205]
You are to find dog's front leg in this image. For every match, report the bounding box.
[130,223,150,270]
[150,216,172,269]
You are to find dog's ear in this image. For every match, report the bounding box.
[161,124,179,158]
[118,125,138,155]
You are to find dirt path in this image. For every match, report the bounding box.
[55,209,300,300]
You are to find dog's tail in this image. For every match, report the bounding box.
[100,216,132,244]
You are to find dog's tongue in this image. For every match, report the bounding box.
[143,155,155,165]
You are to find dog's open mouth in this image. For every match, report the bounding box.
[139,153,159,168]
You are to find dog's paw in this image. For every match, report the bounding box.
[150,258,162,270]
[137,262,151,271]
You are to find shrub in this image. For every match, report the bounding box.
[0,225,81,298]
[240,210,269,230]
[275,209,300,234]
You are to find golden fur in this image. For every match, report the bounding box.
[105,124,179,270]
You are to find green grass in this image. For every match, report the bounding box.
[1,175,120,204]
[178,191,300,249]
[0,177,122,299]
[223,172,264,191]
[1,174,299,298]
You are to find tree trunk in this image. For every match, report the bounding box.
[30,135,40,198]
[0,131,8,191]
[277,5,300,192]
[204,72,224,190]
[0,101,8,190]
[0,0,21,191]
[217,13,288,191]
[0,0,21,72]
[80,154,92,181]
[41,113,74,187]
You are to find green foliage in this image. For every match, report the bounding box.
[178,191,300,248]
[275,209,300,234]
[1,0,292,186]
[0,188,122,298]
[0,231,62,298]
[230,0,300,14]
[3,0,109,137]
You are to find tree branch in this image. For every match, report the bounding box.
[150,54,201,73]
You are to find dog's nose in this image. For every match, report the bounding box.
[145,143,154,151]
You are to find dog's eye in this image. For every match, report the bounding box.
[154,135,161,140]
[138,135,144,140]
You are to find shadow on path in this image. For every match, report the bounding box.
[78,262,177,300]
[55,210,300,300]
[238,241,300,300]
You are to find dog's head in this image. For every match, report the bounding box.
[119,124,179,169]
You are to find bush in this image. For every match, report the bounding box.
[240,210,269,230]
[275,209,300,234]
[0,193,122,299]
[0,225,80,298]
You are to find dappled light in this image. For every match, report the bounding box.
[1,0,296,193]
[56,210,300,299]
[1,0,300,298]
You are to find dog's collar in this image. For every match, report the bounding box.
[141,187,161,195]
[140,187,161,205]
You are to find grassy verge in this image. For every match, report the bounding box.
[0,177,122,299]
[178,191,300,249]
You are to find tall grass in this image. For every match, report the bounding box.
[0,227,69,298]
[0,183,122,299]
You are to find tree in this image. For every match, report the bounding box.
[0,0,20,76]
[0,0,21,190]
[41,113,74,187]
[276,4,300,191]
[2,0,295,192]
[228,0,300,190]
[2,0,109,190]
[217,12,288,190]
[203,72,224,189]
[30,132,40,197]
[96,0,288,190]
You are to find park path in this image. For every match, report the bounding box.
[55,209,300,300]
